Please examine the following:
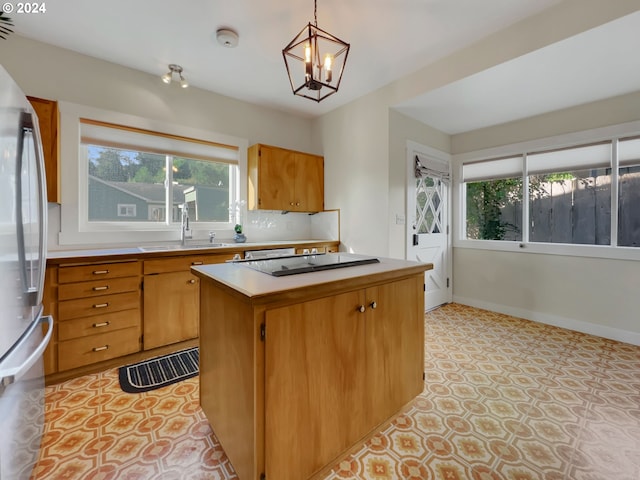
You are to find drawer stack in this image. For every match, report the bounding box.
[57,261,142,371]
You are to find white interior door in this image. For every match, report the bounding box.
[406,142,452,311]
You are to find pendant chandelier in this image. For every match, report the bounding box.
[282,0,350,102]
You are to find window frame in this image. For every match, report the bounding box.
[453,120,640,262]
[58,102,248,246]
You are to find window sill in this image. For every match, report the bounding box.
[453,239,640,262]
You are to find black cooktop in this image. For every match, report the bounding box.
[240,253,380,277]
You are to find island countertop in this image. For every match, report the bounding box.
[191,253,432,306]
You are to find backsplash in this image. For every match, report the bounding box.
[47,203,339,250]
[244,209,339,242]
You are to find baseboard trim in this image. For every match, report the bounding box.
[452,295,640,347]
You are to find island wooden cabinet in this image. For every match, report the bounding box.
[264,275,424,479]
[195,259,428,480]
[143,253,235,349]
[27,96,60,203]
[248,143,324,212]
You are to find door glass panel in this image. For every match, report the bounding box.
[416,176,443,234]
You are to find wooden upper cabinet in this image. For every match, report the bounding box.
[248,144,324,212]
[27,96,60,203]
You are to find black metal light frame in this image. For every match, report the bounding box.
[282,1,350,103]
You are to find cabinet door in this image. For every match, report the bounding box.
[294,153,324,212]
[143,271,199,349]
[27,97,60,203]
[258,145,296,210]
[365,275,425,427]
[265,290,367,480]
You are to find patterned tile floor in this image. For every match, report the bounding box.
[31,304,640,479]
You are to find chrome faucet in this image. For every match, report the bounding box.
[180,202,192,245]
[209,231,216,244]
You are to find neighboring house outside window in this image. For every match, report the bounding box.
[80,119,239,229]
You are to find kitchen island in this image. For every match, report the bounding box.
[191,254,432,480]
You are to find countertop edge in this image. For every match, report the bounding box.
[191,255,433,307]
[46,240,339,264]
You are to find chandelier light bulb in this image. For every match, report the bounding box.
[161,72,172,84]
[324,54,333,83]
[179,75,189,89]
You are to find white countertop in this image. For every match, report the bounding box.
[46,239,337,261]
[191,254,431,301]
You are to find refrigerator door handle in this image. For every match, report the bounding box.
[0,315,53,391]
[15,110,48,307]
[32,110,48,306]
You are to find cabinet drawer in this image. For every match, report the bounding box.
[59,261,140,284]
[58,276,139,300]
[144,254,235,274]
[58,309,141,341]
[58,291,140,321]
[58,326,141,371]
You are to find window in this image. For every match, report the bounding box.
[461,135,640,250]
[618,137,640,247]
[527,143,611,246]
[80,119,239,227]
[117,204,136,217]
[463,156,523,241]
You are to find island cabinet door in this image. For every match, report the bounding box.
[264,289,368,480]
[364,274,425,428]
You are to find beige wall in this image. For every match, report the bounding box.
[452,90,640,154]
[1,35,315,153]
[453,249,640,344]
[388,110,450,259]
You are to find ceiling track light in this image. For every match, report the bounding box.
[162,64,189,89]
[282,0,350,102]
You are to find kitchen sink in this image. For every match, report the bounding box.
[139,243,230,252]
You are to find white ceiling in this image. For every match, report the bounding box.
[395,10,640,134]
[11,0,638,133]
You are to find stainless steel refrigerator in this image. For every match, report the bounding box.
[0,65,53,479]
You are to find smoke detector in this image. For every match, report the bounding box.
[216,28,239,48]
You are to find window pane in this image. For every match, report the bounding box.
[618,165,640,247]
[178,157,231,223]
[529,169,611,245]
[88,146,167,222]
[466,178,522,241]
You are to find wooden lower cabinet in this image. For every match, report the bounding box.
[143,271,199,349]
[143,253,235,350]
[56,260,142,371]
[199,272,425,480]
[42,266,58,375]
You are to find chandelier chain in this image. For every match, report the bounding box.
[314,0,317,26]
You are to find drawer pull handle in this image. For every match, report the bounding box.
[92,345,109,352]
[191,261,204,266]
[92,270,109,275]
[93,321,110,328]
[189,279,196,284]
[369,301,377,309]
[93,286,109,291]
[357,305,366,313]
[93,303,109,309]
